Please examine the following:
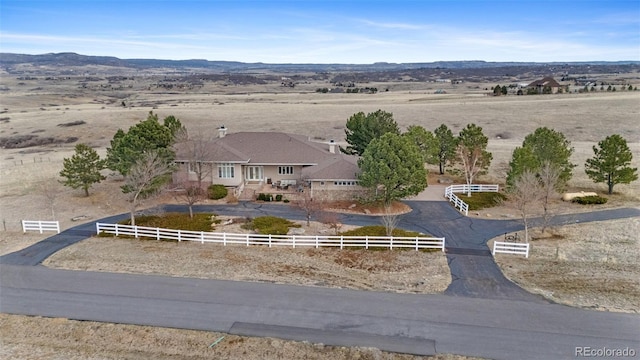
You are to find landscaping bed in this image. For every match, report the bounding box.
[45,216,450,294]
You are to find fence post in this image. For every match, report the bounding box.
[246,234,249,246]
[223,233,227,246]
[96,222,100,235]
[315,235,319,249]
[292,235,296,249]
[178,230,181,242]
[365,235,368,250]
[201,231,204,244]
[415,236,419,251]
[156,227,160,240]
[269,234,272,248]
[340,235,343,250]
[390,236,393,250]
[115,224,119,237]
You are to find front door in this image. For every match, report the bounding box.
[245,166,263,182]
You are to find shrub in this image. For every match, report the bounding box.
[340,226,424,237]
[283,199,290,203]
[275,194,283,201]
[244,216,301,235]
[208,184,227,200]
[463,192,507,210]
[120,213,215,232]
[572,195,608,205]
[257,193,273,201]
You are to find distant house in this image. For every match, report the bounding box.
[527,76,566,94]
[173,127,365,200]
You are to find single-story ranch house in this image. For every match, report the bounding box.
[527,76,567,94]
[173,126,366,200]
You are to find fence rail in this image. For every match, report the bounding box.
[22,220,60,234]
[444,184,499,216]
[492,241,530,258]
[96,223,445,251]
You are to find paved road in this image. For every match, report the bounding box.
[2,264,638,359]
[1,202,639,358]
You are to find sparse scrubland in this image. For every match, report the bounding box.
[1,65,639,358]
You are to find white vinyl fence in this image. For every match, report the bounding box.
[22,220,60,234]
[492,241,530,258]
[96,223,445,251]
[444,184,499,216]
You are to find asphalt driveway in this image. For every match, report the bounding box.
[2,201,639,359]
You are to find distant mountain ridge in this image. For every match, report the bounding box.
[2,52,638,73]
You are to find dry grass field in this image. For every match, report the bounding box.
[1,70,639,358]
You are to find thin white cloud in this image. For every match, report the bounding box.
[356,19,427,30]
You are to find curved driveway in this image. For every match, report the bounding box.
[1,201,639,359]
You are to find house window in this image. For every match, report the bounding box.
[278,166,294,175]
[334,181,357,186]
[187,162,196,173]
[218,163,234,179]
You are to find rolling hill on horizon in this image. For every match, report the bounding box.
[2,52,639,75]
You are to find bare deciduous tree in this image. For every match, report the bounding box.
[380,204,399,236]
[509,170,542,243]
[455,124,492,196]
[172,184,206,219]
[40,178,62,220]
[175,133,215,191]
[122,150,174,226]
[294,189,324,226]
[318,210,342,235]
[538,161,561,233]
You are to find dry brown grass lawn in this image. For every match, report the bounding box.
[0,314,482,360]
[490,217,640,313]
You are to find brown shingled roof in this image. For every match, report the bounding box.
[218,132,331,164]
[528,76,561,88]
[175,132,345,165]
[301,154,360,180]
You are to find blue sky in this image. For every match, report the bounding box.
[1,0,638,63]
